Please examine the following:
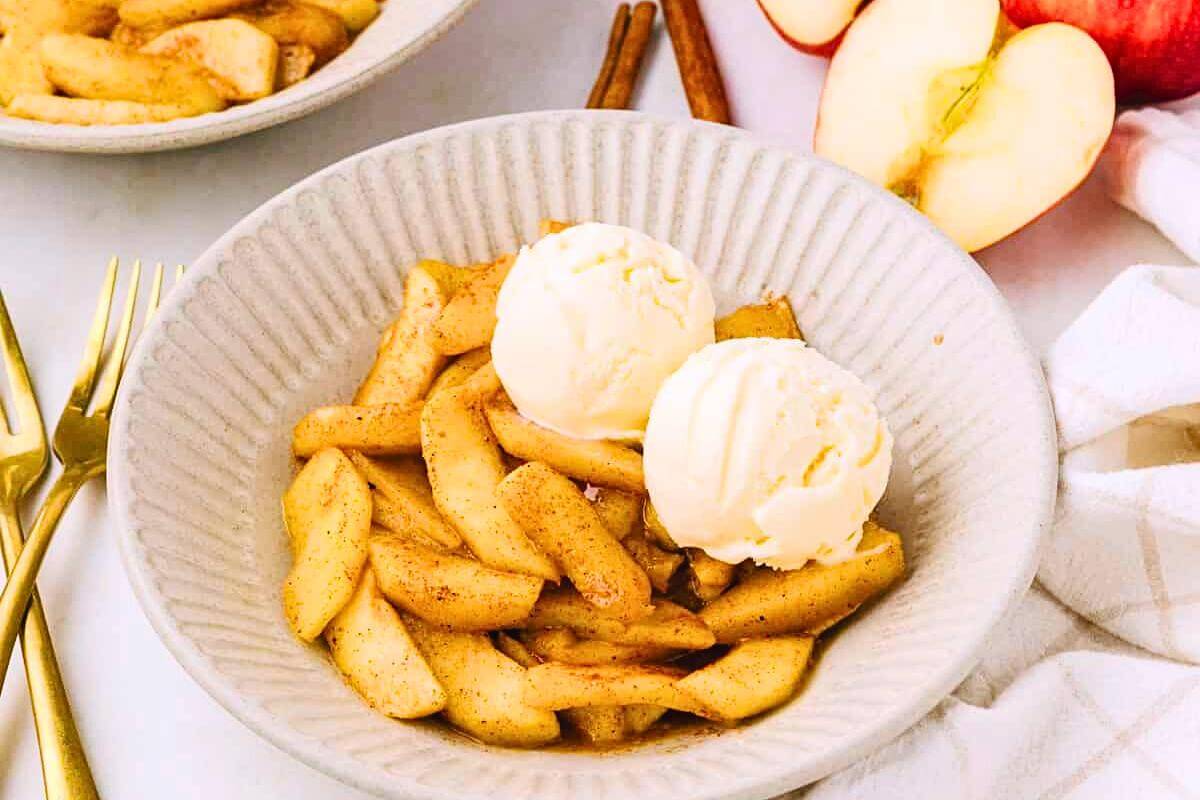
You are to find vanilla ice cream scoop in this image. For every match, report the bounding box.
[491,223,715,441]
[643,338,892,569]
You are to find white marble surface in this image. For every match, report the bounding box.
[0,1,1190,798]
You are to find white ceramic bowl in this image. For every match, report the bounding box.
[108,110,1057,800]
[0,0,475,154]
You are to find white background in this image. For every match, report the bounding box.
[0,0,1190,797]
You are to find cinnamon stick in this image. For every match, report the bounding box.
[599,2,657,110]
[587,3,631,108]
[661,0,731,124]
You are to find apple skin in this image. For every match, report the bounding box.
[757,0,871,57]
[756,0,842,56]
[1002,0,1200,103]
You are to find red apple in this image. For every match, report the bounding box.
[758,0,868,55]
[1003,0,1200,103]
[814,0,1116,252]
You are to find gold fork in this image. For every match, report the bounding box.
[0,259,170,702]
[0,295,100,800]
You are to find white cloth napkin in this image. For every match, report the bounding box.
[1103,108,1200,264]
[1042,267,1200,663]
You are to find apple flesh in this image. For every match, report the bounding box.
[814,0,1115,252]
[141,19,279,102]
[1003,0,1200,103]
[758,0,867,55]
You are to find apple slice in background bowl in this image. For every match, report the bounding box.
[757,0,867,55]
[1002,0,1200,103]
[0,0,478,153]
[814,0,1115,253]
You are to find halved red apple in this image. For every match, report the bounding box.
[814,0,1115,252]
[758,0,867,55]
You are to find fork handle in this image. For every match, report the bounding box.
[0,469,88,700]
[0,505,100,800]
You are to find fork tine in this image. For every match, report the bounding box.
[0,294,15,435]
[0,293,45,442]
[91,260,141,418]
[143,262,165,331]
[65,258,119,413]
[175,264,185,284]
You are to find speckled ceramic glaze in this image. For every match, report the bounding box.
[108,111,1057,800]
[0,0,476,154]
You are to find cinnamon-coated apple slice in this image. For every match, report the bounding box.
[0,31,54,106]
[814,0,1114,252]
[758,0,866,55]
[141,19,280,101]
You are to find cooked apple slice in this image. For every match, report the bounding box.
[6,94,190,124]
[118,0,258,28]
[354,263,449,406]
[292,401,423,457]
[642,501,678,551]
[814,0,1114,252]
[685,548,735,601]
[758,0,865,55]
[561,699,665,744]
[346,451,430,496]
[527,588,714,650]
[522,663,699,713]
[347,452,462,550]
[590,487,643,541]
[368,533,543,631]
[622,534,683,594]
[675,635,813,722]
[420,382,559,580]
[325,568,446,718]
[282,447,371,640]
[457,361,501,401]
[232,1,348,66]
[498,463,652,622]
[6,0,119,35]
[494,632,539,668]
[418,258,481,298]
[405,614,561,747]
[521,629,673,666]
[304,0,378,32]
[110,22,170,49]
[484,394,645,493]
[538,219,573,237]
[502,629,663,747]
[39,33,226,114]
[141,19,279,102]
[562,705,627,744]
[427,347,491,399]
[624,703,668,735]
[699,521,904,643]
[276,43,316,87]
[500,631,639,749]
[714,297,802,341]
[0,31,54,106]
[430,254,515,355]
